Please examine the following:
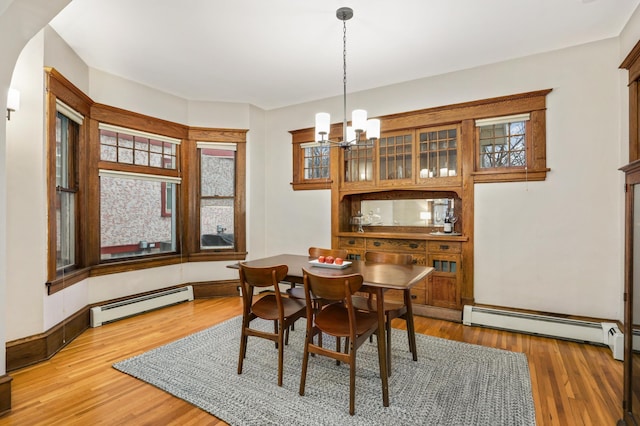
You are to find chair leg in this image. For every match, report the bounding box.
[238,330,247,374]
[277,326,285,386]
[386,315,392,376]
[349,348,356,415]
[299,329,312,396]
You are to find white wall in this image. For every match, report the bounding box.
[0,0,73,379]
[6,31,48,340]
[264,38,624,320]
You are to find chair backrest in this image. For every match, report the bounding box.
[364,251,413,265]
[302,267,363,303]
[238,263,288,304]
[308,247,348,259]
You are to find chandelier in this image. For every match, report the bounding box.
[314,7,380,149]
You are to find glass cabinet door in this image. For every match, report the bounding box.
[417,125,459,180]
[343,145,374,184]
[378,131,412,183]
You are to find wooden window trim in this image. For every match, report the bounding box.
[290,124,342,190]
[45,68,248,295]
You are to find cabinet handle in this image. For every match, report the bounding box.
[409,243,418,249]
[348,239,355,245]
[410,295,417,299]
[373,241,381,247]
[440,245,449,250]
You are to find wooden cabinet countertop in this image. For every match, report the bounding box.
[336,231,468,242]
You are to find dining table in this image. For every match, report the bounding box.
[229,253,433,407]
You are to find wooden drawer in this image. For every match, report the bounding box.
[339,237,365,249]
[428,241,462,254]
[366,238,426,253]
[384,280,426,305]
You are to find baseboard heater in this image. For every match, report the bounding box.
[462,305,625,360]
[90,285,194,327]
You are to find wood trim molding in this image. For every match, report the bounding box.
[0,374,11,416]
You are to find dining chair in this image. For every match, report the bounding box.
[237,263,306,387]
[286,247,349,318]
[299,268,386,416]
[351,251,417,374]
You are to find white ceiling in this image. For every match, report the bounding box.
[49,0,639,110]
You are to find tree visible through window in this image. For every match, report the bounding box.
[476,114,529,170]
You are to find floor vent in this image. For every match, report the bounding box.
[463,305,622,359]
[90,286,194,327]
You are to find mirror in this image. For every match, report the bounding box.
[359,198,456,228]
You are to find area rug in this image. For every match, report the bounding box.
[113,316,536,425]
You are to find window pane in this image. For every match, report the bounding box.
[200,145,236,250]
[55,111,78,272]
[56,191,75,271]
[100,176,176,260]
[201,148,235,197]
[100,128,178,170]
[478,120,527,169]
[303,146,330,179]
[200,198,234,249]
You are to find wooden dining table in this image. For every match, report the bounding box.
[230,253,433,407]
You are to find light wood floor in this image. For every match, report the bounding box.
[1,297,624,425]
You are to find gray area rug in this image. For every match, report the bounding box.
[113,316,536,425]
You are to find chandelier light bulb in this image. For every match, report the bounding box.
[352,109,367,133]
[366,119,381,140]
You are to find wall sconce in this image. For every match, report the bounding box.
[6,88,20,120]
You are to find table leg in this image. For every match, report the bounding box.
[376,287,389,407]
[403,289,418,361]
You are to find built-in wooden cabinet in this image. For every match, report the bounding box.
[294,90,555,322]
[427,241,461,309]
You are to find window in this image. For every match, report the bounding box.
[98,125,181,261]
[45,67,248,293]
[55,104,81,273]
[476,114,529,170]
[291,128,333,190]
[302,142,330,180]
[199,142,236,250]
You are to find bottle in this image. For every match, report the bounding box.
[443,211,452,233]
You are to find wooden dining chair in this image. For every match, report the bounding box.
[299,268,386,416]
[352,251,417,374]
[237,263,306,387]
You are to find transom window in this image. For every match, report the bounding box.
[99,124,178,169]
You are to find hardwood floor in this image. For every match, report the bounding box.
[1,297,623,425]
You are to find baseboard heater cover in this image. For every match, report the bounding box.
[463,305,624,360]
[90,285,194,327]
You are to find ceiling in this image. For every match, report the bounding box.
[48,0,639,110]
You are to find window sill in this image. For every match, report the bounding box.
[471,168,549,183]
[291,180,333,191]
